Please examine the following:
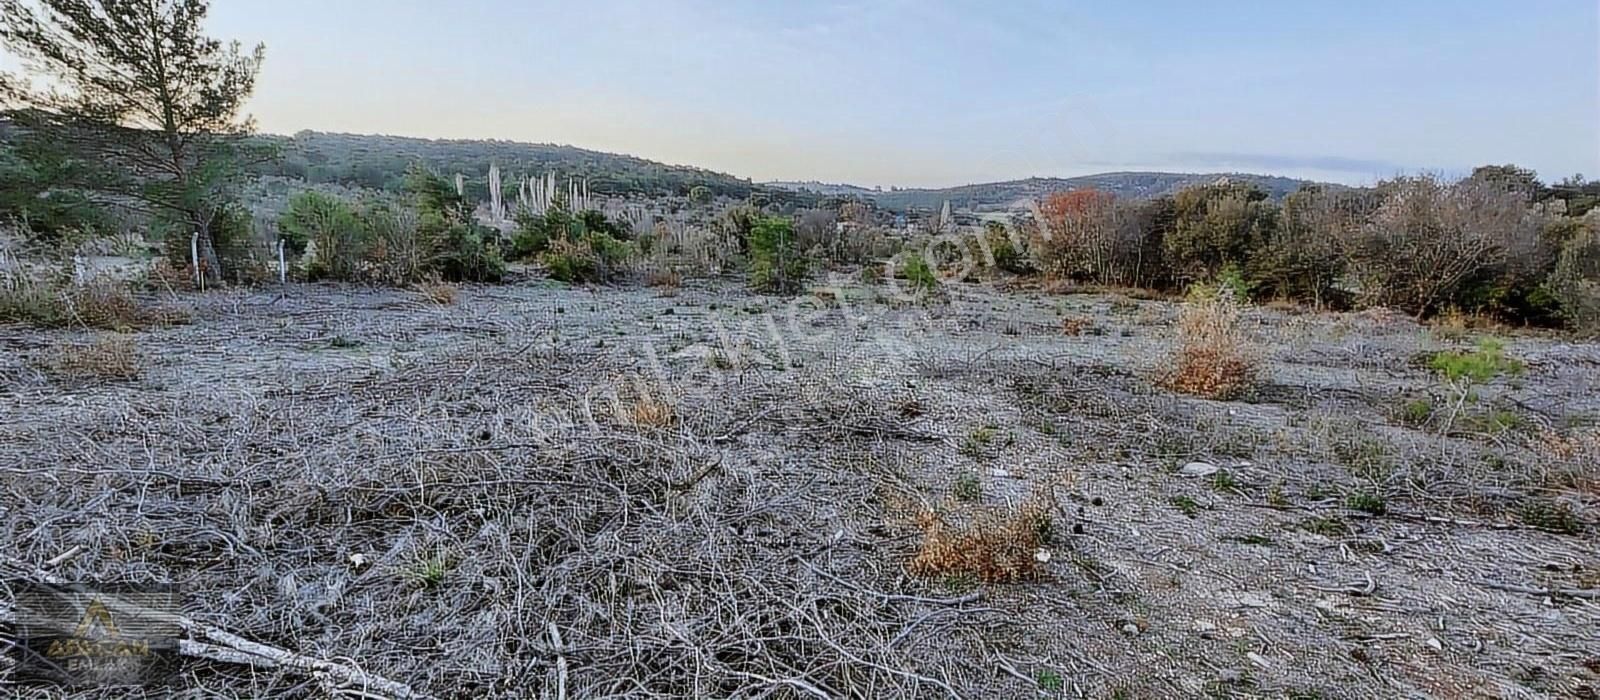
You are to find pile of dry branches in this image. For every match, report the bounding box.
[0,340,1024,698]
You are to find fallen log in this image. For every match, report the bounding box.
[0,554,434,700]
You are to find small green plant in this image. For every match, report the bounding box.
[1267,483,1289,507]
[953,472,983,502]
[1397,397,1434,427]
[1036,669,1064,693]
[1296,516,1350,537]
[406,549,453,589]
[1171,495,1202,518]
[1429,338,1524,385]
[1474,408,1525,433]
[1345,491,1387,515]
[1429,338,1526,433]
[1518,498,1583,534]
[1333,436,1393,482]
[1209,470,1239,492]
[939,572,978,593]
[961,425,997,458]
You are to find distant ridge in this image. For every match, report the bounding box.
[778,172,1315,212]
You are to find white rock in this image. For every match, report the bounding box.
[1180,461,1219,477]
[1034,548,1052,563]
[989,468,1012,478]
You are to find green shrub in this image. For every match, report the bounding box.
[748,215,808,294]
[982,221,1030,273]
[425,220,504,283]
[540,232,633,283]
[280,192,363,279]
[900,252,938,295]
[1547,224,1600,334]
[1165,182,1277,281]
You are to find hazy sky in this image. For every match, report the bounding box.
[194,1,1600,186]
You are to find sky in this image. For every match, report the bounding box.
[66,1,1600,187]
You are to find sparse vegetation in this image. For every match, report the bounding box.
[414,278,457,305]
[0,5,1594,695]
[898,251,939,295]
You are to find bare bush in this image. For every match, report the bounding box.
[413,278,458,305]
[1033,190,1160,286]
[1249,185,1374,306]
[635,219,732,284]
[1353,175,1544,317]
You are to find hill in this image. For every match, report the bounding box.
[866,172,1313,212]
[249,131,793,202]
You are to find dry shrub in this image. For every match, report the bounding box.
[644,267,683,291]
[41,333,142,380]
[146,258,198,292]
[908,498,1052,583]
[1159,290,1259,400]
[628,393,676,429]
[1534,427,1600,494]
[1060,315,1092,336]
[414,278,458,305]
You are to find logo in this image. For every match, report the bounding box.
[8,581,180,687]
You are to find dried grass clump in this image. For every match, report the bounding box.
[41,333,142,380]
[908,498,1052,583]
[414,278,458,305]
[1060,315,1092,336]
[2,274,184,330]
[644,267,683,292]
[628,393,676,428]
[1159,290,1259,400]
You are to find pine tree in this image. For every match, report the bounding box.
[0,0,266,282]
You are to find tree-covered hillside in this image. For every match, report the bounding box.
[248,131,768,201]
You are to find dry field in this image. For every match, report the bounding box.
[1,273,1597,699]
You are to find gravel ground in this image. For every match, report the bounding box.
[1,272,1597,698]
